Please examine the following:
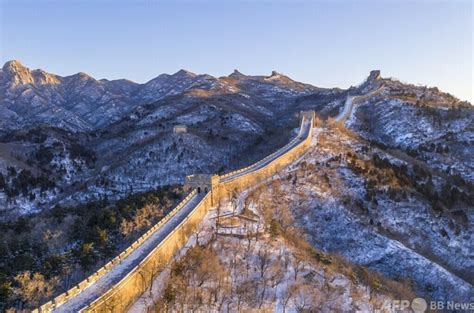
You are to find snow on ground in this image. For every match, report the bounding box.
[137,105,178,126]
[129,186,401,313]
[226,113,263,133]
[347,94,474,184]
[281,125,474,303]
[176,112,209,125]
[129,135,412,312]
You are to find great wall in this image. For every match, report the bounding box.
[34,109,327,312]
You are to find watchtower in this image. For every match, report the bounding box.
[299,110,315,126]
[299,110,315,120]
[184,174,212,193]
[173,125,187,134]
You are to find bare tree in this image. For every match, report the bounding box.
[244,222,254,253]
[292,283,318,312]
[268,262,285,301]
[235,280,258,311]
[293,255,306,281]
[256,246,271,279]
[194,226,205,246]
[258,276,269,309]
[281,281,296,313]
[231,190,238,215]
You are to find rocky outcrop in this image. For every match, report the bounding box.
[367,70,381,82]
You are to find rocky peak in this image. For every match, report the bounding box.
[355,70,383,93]
[229,69,245,78]
[3,60,26,72]
[265,70,292,83]
[62,72,98,88]
[73,72,95,81]
[2,60,35,86]
[172,69,196,79]
[2,60,62,86]
[32,70,61,85]
[367,70,381,81]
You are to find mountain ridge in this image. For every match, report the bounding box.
[0,59,471,216]
[0,60,339,132]
[1,59,330,91]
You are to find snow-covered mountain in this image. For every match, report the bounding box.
[346,74,473,184]
[0,61,471,221]
[0,60,329,132]
[0,61,472,310]
[0,60,344,216]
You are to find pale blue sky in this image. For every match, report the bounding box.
[0,0,472,102]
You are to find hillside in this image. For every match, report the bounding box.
[0,61,472,311]
[128,115,473,310]
[0,60,345,217]
[347,76,473,184]
[132,115,473,310]
[285,122,473,303]
[131,188,416,312]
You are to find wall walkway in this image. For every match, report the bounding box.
[35,111,315,313]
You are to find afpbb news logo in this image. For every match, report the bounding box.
[379,297,474,312]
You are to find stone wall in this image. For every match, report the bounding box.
[352,86,384,105]
[35,112,314,313]
[81,193,212,312]
[212,115,313,203]
[34,191,199,313]
[212,121,312,203]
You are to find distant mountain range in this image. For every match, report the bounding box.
[0,60,330,132]
[0,60,472,308]
[0,60,471,218]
